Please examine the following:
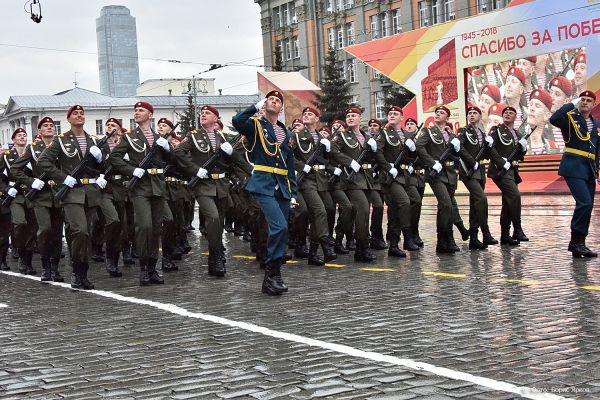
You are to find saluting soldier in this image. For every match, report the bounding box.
[11,118,65,281]
[550,91,599,258]
[37,105,106,289]
[456,106,497,249]
[487,106,529,246]
[416,106,462,254]
[109,102,171,286]
[173,105,232,276]
[232,91,298,295]
[403,118,426,247]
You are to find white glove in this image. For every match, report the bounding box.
[571,97,581,106]
[7,187,17,197]
[451,137,461,152]
[220,141,233,156]
[31,178,45,191]
[485,136,494,147]
[518,138,528,152]
[389,167,398,178]
[405,138,416,152]
[63,175,77,188]
[89,145,103,162]
[133,168,145,178]
[350,160,361,172]
[320,138,331,152]
[156,137,170,152]
[367,137,377,152]
[290,197,299,208]
[96,174,107,189]
[302,164,312,174]
[124,153,130,161]
[408,165,415,174]
[255,99,266,111]
[196,168,209,179]
[26,162,33,170]
[502,158,511,170]
[333,167,342,176]
[473,162,479,171]
[432,161,443,173]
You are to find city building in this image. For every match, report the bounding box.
[0,87,258,145]
[137,78,216,97]
[96,5,140,97]
[254,0,511,118]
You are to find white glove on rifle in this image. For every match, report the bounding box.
[132,168,145,178]
[408,165,415,174]
[89,145,103,162]
[255,99,266,111]
[502,157,511,170]
[350,160,361,172]
[473,162,479,171]
[319,138,331,152]
[432,161,442,173]
[63,175,77,188]
[220,141,233,156]
[389,167,398,178]
[518,137,528,152]
[196,168,209,179]
[96,174,107,190]
[405,138,416,152]
[367,137,377,152]
[450,137,461,152]
[7,187,17,197]
[302,165,312,174]
[31,178,45,191]
[156,137,170,152]
[485,136,494,147]
[333,167,342,176]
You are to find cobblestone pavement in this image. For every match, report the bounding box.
[1,194,600,400]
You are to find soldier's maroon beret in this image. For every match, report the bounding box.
[266,90,284,103]
[157,118,174,129]
[387,105,403,114]
[105,117,122,128]
[435,105,450,116]
[580,90,596,101]
[134,101,154,114]
[67,104,84,118]
[200,105,219,118]
[302,106,320,117]
[12,127,26,139]
[37,117,54,129]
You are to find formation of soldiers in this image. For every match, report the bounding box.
[0,87,597,295]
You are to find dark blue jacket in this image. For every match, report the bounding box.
[232,105,298,199]
[550,103,599,181]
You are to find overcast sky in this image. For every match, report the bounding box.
[0,1,264,103]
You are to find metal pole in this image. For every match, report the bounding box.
[192,75,198,130]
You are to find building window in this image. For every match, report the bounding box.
[380,12,388,37]
[375,91,385,119]
[285,39,292,60]
[344,0,354,9]
[337,26,344,49]
[347,59,357,83]
[444,0,455,20]
[479,0,507,13]
[346,22,355,46]
[336,0,343,11]
[392,9,401,34]
[351,95,359,105]
[419,1,428,27]
[130,119,136,132]
[338,61,346,80]
[431,0,440,25]
[150,118,156,131]
[326,0,333,13]
[54,121,61,135]
[273,6,281,28]
[95,119,103,136]
[373,68,381,79]
[293,36,300,58]
[282,3,290,26]
[291,3,297,23]
[328,27,335,49]
[370,14,379,38]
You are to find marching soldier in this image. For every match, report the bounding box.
[232,91,298,295]
[37,105,106,289]
[173,105,232,276]
[456,106,497,249]
[487,106,529,246]
[366,118,387,250]
[416,106,462,254]
[550,91,599,258]
[11,118,65,281]
[109,102,171,286]
[403,118,426,247]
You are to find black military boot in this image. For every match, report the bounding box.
[354,245,377,262]
[24,251,36,275]
[243,230,252,242]
[581,237,598,257]
[454,221,470,241]
[0,245,10,271]
[40,257,52,282]
[139,259,151,286]
[294,240,309,258]
[334,236,349,255]
[447,231,460,252]
[18,250,28,274]
[106,251,123,277]
[262,260,286,296]
[81,263,95,290]
[70,262,84,289]
[568,233,597,258]
[401,228,419,251]
[50,257,64,282]
[512,224,529,242]
[181,234,192,254]
[162,256,179,272]
[413,227,424,248]
[469,228,487,250]
[481,225,498,245]
[388,234,407,258]
[211,251,226,277]
[91,244,105,263]
[345,238,356,251]
[369,236,388,250]
[147,258,164,284]
[321,238,337,263]
[122,244,135,265]
[435,231,453,254]
[500,226,519,246]
[308,242,324,266]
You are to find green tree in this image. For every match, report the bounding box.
[273,45,283,72]
[314,47,353,126]
[382,79,414,109]
[176,89,196,136]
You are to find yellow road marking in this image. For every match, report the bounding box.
[233,255,256,260]
[423,272,466,278]
[360,267,396,272]
[580,286,600,291]
[285,260,299,264]
[495,278,541,285]
[325,263,346,268]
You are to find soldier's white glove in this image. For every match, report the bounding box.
[255,99,266,111]
[571,97,581,106]
[133,168,145,178]
[96,174,107,189]
[290,197,299,208]
[124,153,130,161]
[518,138,528,152]
[350,160,361,172]
[389,167,398,178]
[432,161,443,173]
[196,167,209,179]
[7,187,17,197]
[473,162,479,171]
[333,167,342,176]
[319,138,331,152]
[405,138,416,152]
[408,165,415,174]
[156,137,170,152]
[220,141,233,155]
[31,178,45,191]
[367,137,377,152]
[451,137,461,152]
[302,164,312,174]
[26,162,33,170]
[502,157,511,170]
[63,175,77,188]
[89,145,103,162]
[485,136,494,147]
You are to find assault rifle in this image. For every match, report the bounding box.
[385,123,424,185]
[493,126,536,180]
[296,126,341,185]
[345,130,381,183]
[428,126,458,178]
[187,134,241,190]
[465,126,495,178]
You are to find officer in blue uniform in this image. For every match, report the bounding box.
[232,91,298,295]
[550,90,599,258]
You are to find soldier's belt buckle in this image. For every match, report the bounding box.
[150,168,157,175]
[82,178,89,184]
[512,161,519,166]
[48,180,56,187]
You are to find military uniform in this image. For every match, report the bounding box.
[550,98,599,257]
[403,125,426,247]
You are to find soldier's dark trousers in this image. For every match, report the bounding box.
[429,181,456,233]
[407,185,424,233]
[291,192,308,244]
[301,189,328,243]
[370,191,385,239]
[493,178,521,230]
[565,177,596,237]
[195,195,226,253]
[254,191,290,263]
[113,201,129,253]
[332,190,353,240]
[63,203,97,265]
[97,196,121,258]
[384,182,411,237]
[34,206,63,260]
[10,202,37,253]
[346,189,381,244]
[132,196,169,260]
[462,177,488,229]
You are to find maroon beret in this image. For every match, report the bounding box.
[157,118,174,129]
[345,107,362,116]
[467,106,482,115]
[549,76,573,96]
[387,105,403,114]
[522,56,537,64]
[488,103,507,117]
[134,101,154,113]
[530,87,553,110]
[67,104,84,118]
[502,105,517,115]
[37,117,54,129]
[291,118,303,127]
[319,127,331,135]
[266,90,284,103]
[200,105,219,118]
[332,120,348,129]
[12,127,26,139]
[368,118,382,126]
[105,117,123,128]
[574,53,586,66]
[481,84,501,103]
[302,106,320,117]
[580,90,596,101]
[404,118,418,126]
[507,67,526,85]
[435,105,450,116]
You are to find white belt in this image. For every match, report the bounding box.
[211,173,226,180]
[312,164,326,171]
[147,168,164,175]
[80,178,96,185]
[8,181,15,187]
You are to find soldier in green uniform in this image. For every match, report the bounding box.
[416,106,462,253]
[403,118,426,247]
[109,102,171,286]
[10,118,65,281]
[487,106,529,246]
[173,105,232,276]
[37,105,107,289]
[366,118,387,250]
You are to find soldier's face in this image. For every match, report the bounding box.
[13,132,27,146]
[578,96,595,114]
[345,112,360,128]
[467,110,481,124]
[434,110,448,124]
[387,110,402,125]
[302,111,318,125]
[516,59,534,78]
[68,109,85,127]
[319,129,330,138]
[332,122,345,132]
[574,63,587,86]
[134,107,151,124]
[502,110,517,124]
[168,136,180,147]
[292,122,304,131]
[550,87,569,112]
[368,123,380,133]
[38,122,55,138]
[527,99,550,127]
[157,122,172,135]
[105,122,121,135]
[200,110,218,127]
[265,96,283,114]
[505,76,523,99]
[404,122,417,132]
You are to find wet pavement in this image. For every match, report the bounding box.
[1,194,600,399]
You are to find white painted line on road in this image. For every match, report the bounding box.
[0,270,568,400]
